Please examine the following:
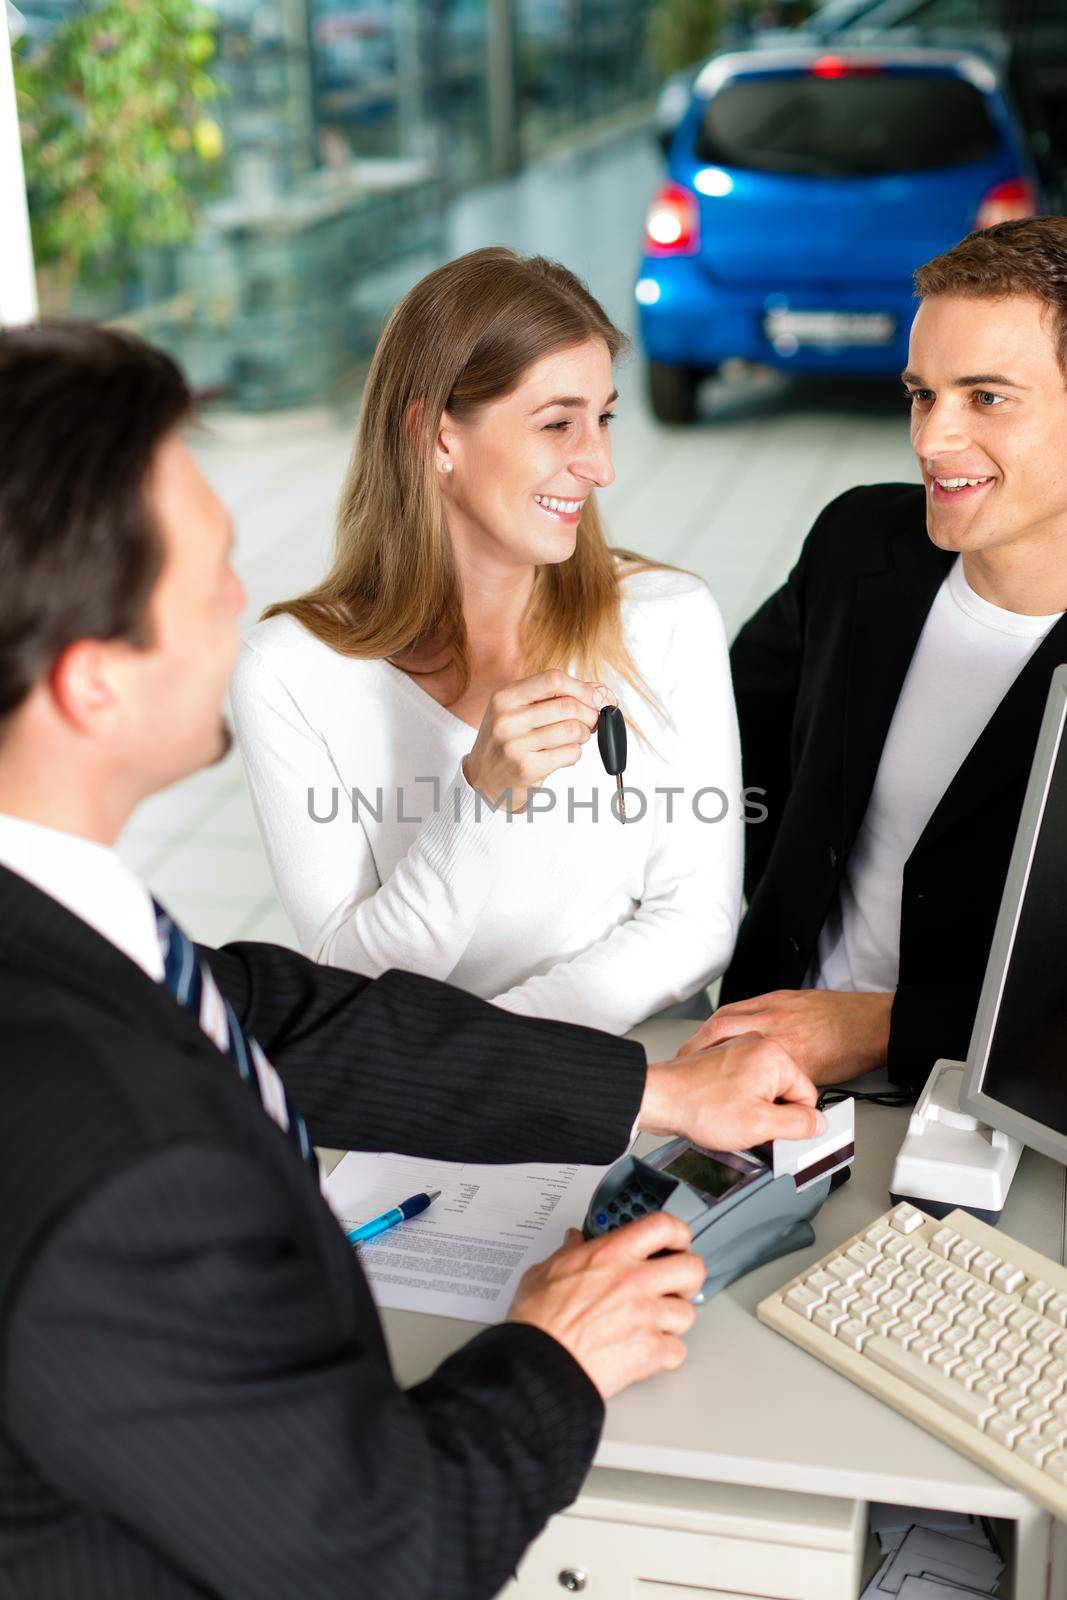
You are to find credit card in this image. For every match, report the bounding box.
[773,1097,855,1192]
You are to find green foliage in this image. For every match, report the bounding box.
[648,0,722,80]
[13,0,222,304]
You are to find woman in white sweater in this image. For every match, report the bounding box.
[231,247,743,1035]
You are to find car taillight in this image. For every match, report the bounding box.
[643,182,700,256]
[976,178,1036,230]
[810,56,882,78]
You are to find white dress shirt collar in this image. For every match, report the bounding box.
[0,812,163,981]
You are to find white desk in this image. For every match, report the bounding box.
[323,1019,1067,1598]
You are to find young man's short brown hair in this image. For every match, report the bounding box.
[914,215,1067,375]
[0,323,192,727]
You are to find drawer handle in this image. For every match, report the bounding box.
[558,1569,588,1593]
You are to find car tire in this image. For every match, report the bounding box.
[648,361,704,424]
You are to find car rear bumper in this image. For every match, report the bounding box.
[637,256,917,376]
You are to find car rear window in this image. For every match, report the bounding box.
[694,72,1000,177]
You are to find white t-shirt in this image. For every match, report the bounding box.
[231,567,743,1036]
[812,557,1062,993]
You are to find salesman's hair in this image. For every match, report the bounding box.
[264,247,666,709]
[914,216,1067,377]
[0,322,191,727]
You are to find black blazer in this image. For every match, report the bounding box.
[720,482,1067,1088]
[0,863,646,1600]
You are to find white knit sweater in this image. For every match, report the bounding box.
[231,566,743,1035]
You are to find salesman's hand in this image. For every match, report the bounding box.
[508,1214,705,1399]
[639,1032,825,1152]
[677,989,893,1087]
[463,669,607,812]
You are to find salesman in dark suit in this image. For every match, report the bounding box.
[0,323,821,1600]
[685,216,1067,1092]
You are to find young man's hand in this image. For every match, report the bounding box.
[508,1214,705,1399]
[639,1031,825,1152]
[676,990,893,1087]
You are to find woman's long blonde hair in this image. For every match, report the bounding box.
[265,246,665,704]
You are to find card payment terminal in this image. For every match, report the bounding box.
[583,1101,855,1303]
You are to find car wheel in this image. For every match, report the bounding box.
[648,361,705,424]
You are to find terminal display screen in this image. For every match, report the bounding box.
[982,723,1067,1139]
[662,1148,764,1205]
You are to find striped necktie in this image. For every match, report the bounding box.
[154,901,319,1180]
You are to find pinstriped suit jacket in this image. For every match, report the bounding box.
[0,864,645,1600]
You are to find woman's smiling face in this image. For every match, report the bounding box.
[436,338,618,570]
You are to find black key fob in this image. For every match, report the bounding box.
[597,704,627,777]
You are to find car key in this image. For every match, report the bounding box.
[597,704,627,823]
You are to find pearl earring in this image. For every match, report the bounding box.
[439,460,453,475]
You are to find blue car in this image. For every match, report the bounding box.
[637,42,1039,422]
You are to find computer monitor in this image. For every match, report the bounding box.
[961,663,1067,1165]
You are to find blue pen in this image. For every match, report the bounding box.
[346,1187,441,1247]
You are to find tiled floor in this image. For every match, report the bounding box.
[118,129,919,948]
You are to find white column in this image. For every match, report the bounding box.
[0,3,38,326]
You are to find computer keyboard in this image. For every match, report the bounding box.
[758,1201,1067,1521]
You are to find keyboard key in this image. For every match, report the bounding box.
[1024,1280,1055,1314]
[924,1258,954,1288]
[944,1269,972,1297]
[1020,1346,1051,1378]
[813,1304,847,1336]
[1006,1306,1039,1336]
[1026,1378,1058,1410]
[1046,1294,1067,1327]
[1015,1431,1055,1467]
[975,1375,1007,1401]
[931,1348,963,1379]
[827,1256,865,1287]
[992,1262,1026,1294]
[914,1282,941,1310]
[939,1295,965,1323]
[836,1318,870,1351]
[1019,1402,1052,1431]
[985,1350,1014,1380]
[845,1242,879,1271]
[954,1361,983,1390]
[806,1268,836,1297]
[943,1325,972,1355]
[987,1412,1026,1448]
[829,1286,858,1312]
[866,1337,992,1425]
[911,1336,939,1364]
[851,1295,877,1323]
[930,1226,960,1258]
[972,1250,1000,1283]
[997,1385,1029,1418]
[1042,1358,1067,1390]
[958,1306,985,1333]
[950,1239,981,1270]
[785,1285,822,1319]
[864,1222,893,1250]
[890,1203,924,1234]
[965,1283,996,1312]
[870,1310,898,1337]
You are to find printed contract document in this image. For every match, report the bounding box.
[324,1150,611,1324]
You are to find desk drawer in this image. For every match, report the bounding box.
[499,1471,865,1600]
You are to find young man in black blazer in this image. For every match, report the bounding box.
[0,324,821,1600]
[685,217,1067,1092]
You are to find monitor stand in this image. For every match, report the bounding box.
[890,1059,1023,1225]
